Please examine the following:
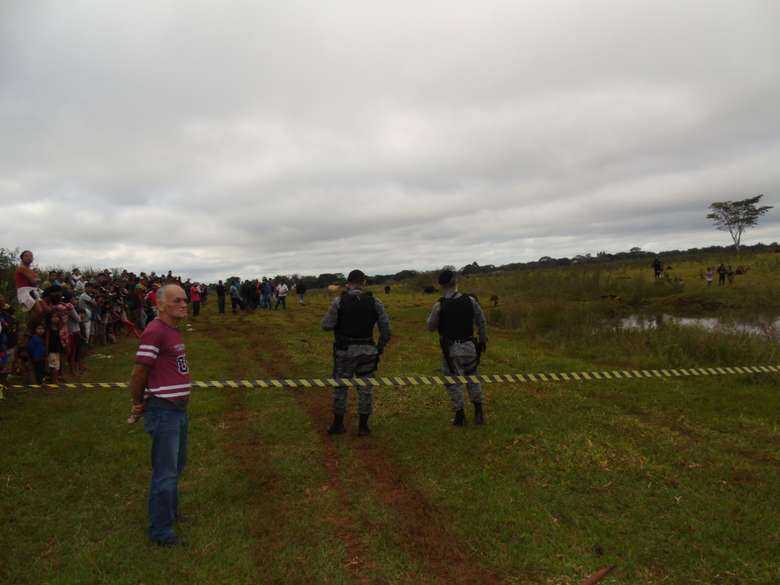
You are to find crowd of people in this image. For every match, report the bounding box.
[0,250,206,386]
[213,278,305,314]
[652,256,749,288]
[702,263,749,287]
[0,251,319,387]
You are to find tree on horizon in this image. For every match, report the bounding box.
[706,195,773,253]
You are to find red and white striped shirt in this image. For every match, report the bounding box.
[135,318,191,405]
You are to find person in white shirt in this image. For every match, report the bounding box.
[274,282,289,310]
[78,287,97,344]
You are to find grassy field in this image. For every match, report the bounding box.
[1,267,779,584]
[465,250,780,327]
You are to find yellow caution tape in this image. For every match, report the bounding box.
[0,364,778,393]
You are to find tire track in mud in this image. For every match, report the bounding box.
[206,312,377,584]
[201,314,297,578]
[251,309,506,584]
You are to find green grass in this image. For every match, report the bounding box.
[458,252,780,333]
[1,274,779,584]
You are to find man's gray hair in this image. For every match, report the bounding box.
[157,284,181,306]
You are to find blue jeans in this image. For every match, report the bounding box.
[144,406,188,542]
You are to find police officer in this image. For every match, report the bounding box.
[427,269,487,426]
[321,269,391,436]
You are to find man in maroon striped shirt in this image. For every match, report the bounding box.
[128,283,191,546]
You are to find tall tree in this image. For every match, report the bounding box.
[706,195,773,253]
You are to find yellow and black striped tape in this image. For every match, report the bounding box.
[1,364,778,397]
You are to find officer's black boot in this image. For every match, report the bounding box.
[358,413,371,436]
[473,402,485,425]
[327,413,346,435]
[452,408,466,427]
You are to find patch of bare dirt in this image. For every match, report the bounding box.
[259,312,506,583]
[210,315,377,583]
[209,310,507,583]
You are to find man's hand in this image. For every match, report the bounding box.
[127,402,144,424]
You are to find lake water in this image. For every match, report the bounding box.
[618,314,780,341]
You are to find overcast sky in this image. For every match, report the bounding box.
[2,1,778,281]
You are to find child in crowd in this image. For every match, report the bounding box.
[705,267,714,286]
[46,314,64,383]
[14,332,31,382]
[76,308,89,373]
[27,324,47,385]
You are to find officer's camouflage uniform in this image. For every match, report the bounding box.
[427,291,487,411]
[321,288,391,416]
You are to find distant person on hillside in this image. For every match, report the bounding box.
[726,265,735,285]
[258,280,269,309]
[717,263,727,286]
[295,282,307,305]
[274,281,289,310]
[427,270,488,427]
[216,280,226,314]
[652,257,663,279]
[190,283,201,317]
[229,282,241,313]
[321,269,392,436]
[705,267,714,287]
[127,283,193,547]
[15,250,45,319]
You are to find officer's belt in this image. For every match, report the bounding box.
[440,336,476,346]
[334,336,375,350]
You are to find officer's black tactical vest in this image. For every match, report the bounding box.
[438,294,474,341]
[336,292,377,340]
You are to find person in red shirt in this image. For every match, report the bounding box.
[189,283,201,317]
[127,284,191,546]
[145,284,159,316]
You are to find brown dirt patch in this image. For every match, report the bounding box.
[201,318,299,574]
[207,309,506,583]
[301,389,505,584]
[263,310,505,583]
[208,313,376,583]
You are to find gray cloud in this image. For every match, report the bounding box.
[2,0,778,280]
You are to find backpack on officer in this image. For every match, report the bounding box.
[321,270,392,436]
[426,269,487,427]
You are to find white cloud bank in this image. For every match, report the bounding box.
[1,0,778,280]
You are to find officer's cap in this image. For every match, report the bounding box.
[438,269,456,286]
[347,269,367,283]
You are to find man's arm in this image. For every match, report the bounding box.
[128,363,151,413]
[373,298,392,346]
[426,302,441,332]
[471,297,488,345]
[321,297,340,331]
